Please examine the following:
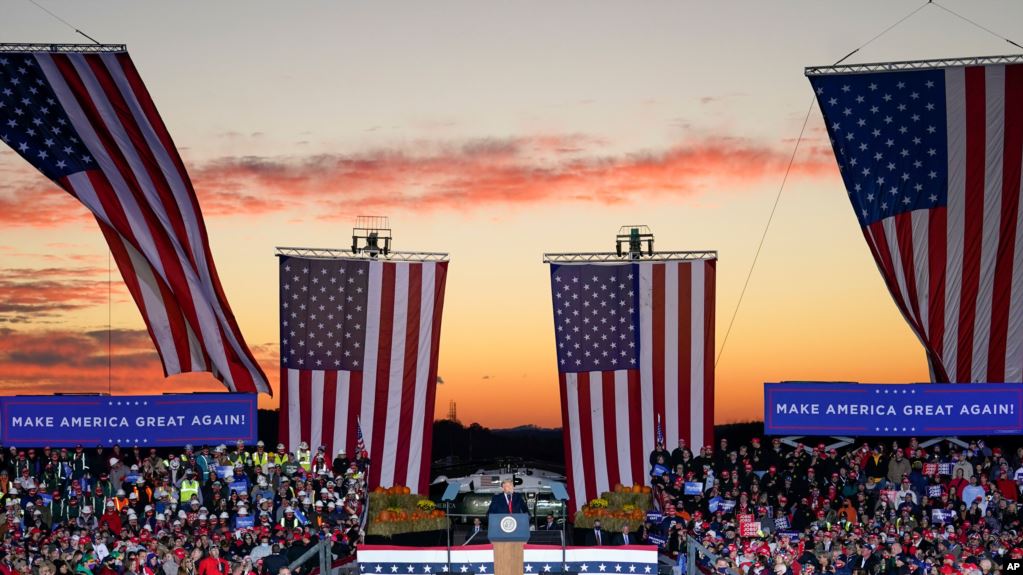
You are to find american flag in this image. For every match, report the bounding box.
[356,416,366,455]
[549,259,715,511]
[279,255,448,492]
[0,48,268,394]
[809,60,1023,383]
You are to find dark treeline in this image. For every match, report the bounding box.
[257,409,770,469]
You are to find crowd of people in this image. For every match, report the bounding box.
[7,434,1023,575]
[636,437,1023,575]
[0,441,368,575]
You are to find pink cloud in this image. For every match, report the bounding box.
[190,135,834,218]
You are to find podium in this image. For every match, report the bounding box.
[488,513,530,575]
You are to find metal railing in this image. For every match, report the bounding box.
[276,247,449,262]
[805,53,1023,76]
[0,43,126,52]
[543,250,717,263]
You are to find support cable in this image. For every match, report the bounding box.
[715,0,935,368]
[715,97,815,368]
[931,1,1023,51]
[23,0,101,45]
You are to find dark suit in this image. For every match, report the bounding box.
[614,532,634,546]
[586,528,609,546]
[539,520,558,530]
[464,526,488,545]
[486,492,529,515]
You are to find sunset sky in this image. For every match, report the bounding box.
[2,1,1022,428]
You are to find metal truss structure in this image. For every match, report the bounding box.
[0,43,126,53]
[275,247,448,262]
[806,53,1023,76]
[543,250,717,264]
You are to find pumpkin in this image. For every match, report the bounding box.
[641,485,651,494]
[632,485,642,493]
[613,483,624,493]
[378,510,392,522]
[401,486,411,495]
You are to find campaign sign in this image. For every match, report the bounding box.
[235,516,254,529]
[764,382,1023,436]
[0,394,257,447]
[684,482,703,496]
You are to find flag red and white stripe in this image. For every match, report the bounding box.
[554,259,715,511]
[814,63,1023,383]
[1,49,268,394]
[280,258,448,492]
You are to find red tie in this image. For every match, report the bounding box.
[507,494,513,513]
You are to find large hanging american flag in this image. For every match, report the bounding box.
[808,58,1023,383]
[0,47,268,394]
[279,255,448,491]
[548,259,715,511]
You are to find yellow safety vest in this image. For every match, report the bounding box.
[297,450,311,471]
[180,480,199,504]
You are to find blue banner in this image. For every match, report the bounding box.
[0,394,257,447]
[764,382,1023,436]
[235,516,254,529]
[683,482,702,496]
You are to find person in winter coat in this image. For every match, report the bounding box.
[887,450,912,486]
[197,547,229,575]
[99,501,122,535]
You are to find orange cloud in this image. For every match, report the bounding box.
[190,135,834,218]
[0,267,128,324]
[1,134,836,227]
[0,326,280,398]
[0,183,92,228]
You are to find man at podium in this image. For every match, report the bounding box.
[487,479,529,515]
